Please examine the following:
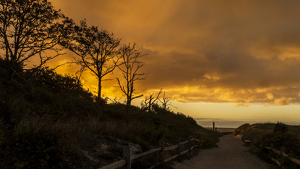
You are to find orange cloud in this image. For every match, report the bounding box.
[274,98,295,106]
[47,0,300,106]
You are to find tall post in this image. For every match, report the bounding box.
[280,146,286,156]
[193,135,195,147]
[213,122,215,132]
[280,146,286,165]
[159,138,165,162]
[123,145,131,169]
[177,138,181,155]
[270,143,274,156]
[189,136,192,152]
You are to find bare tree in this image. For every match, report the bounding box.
[116,43,146,113]
[158,91,177,111]
[141,89,162,112]
[60,19,121,101]
[0,0,64,75]
[159,91,171,110]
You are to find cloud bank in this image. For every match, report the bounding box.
[49,0,300,106]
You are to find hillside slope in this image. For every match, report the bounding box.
[0,63,221,168]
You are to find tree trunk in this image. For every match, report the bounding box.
[97,77,102,100]
[126,97,131,113]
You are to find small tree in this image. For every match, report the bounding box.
[159,91,174,111]
[141,89,162,112]
[0,0,64,75]
[116,43,146,113]
[60,19,121,101]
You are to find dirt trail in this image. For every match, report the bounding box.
[173,134,273,169]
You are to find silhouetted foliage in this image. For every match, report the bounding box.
[27,67,85,94]
[0,60,218,168]
[141,89,162,112]
[273,121,288,134]
[60,18,121,100]
[0,0,65,75]
[158,91,175,111]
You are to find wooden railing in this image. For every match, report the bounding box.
[245,140,300,168]
[261,144,300,167]
[99,136,201,169]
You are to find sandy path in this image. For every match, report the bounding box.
[173,134,272,169]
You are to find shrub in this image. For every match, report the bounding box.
[234,123,250,135]
[273,122,288,134]
[259,131,300,157]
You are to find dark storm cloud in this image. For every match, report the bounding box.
[50,0,300,105]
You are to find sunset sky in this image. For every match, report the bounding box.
[48,0,300,127]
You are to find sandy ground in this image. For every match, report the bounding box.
[173,134,273,169]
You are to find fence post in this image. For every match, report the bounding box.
[280,146,286,165]
[159,138,165,162]
[213,122,215,132]
[177,138,181,155]
[189,136,191,152]
[270,143,274,156]
[192,135,195,147]
[123,145,131,169]
[280,146,286,156]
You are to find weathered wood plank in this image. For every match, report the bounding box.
[181,149,189,155]
[164,144,178,151]
[98,160,126,169]
[165,154,179,162]
[290,157,300,166]
[148,162,160,169]
[271,157,281,166]
[181,140,189,145]
[131,147,161,160]
[271,149,281,155]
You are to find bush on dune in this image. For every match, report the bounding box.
[236,122,300,160]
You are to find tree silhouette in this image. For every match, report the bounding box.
[159,91,173,110]
[116,43,146,113]
[0,0,64,76]
[141,89,162,112]
[60,19,120,101]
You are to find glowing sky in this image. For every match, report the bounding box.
[48,0,300,127]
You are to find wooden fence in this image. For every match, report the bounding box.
[261,143,300,168]
[99,136,201,169]
[245,140,300,168]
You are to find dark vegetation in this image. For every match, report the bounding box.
[234,122,300,168]
[0,1,221,168]
[0,61,220,168]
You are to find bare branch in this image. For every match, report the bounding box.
[116,43,147,113]
[158,91,177,110]
[0,0,65,75]
[141,88,162,112]
[60,19,121,99]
